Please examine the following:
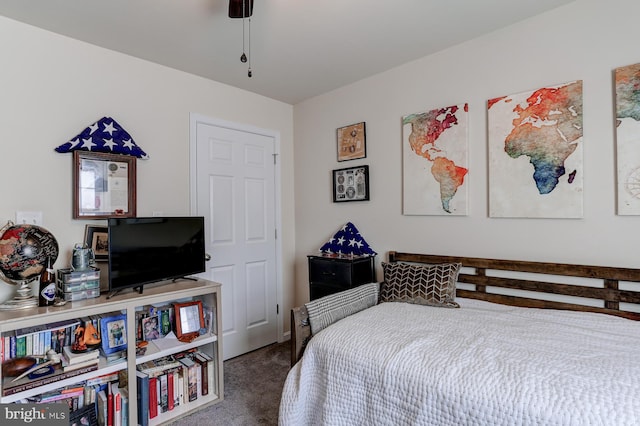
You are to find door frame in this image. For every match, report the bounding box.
[189,112,284,344]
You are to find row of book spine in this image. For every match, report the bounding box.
[1,318,81,361]
[0,309,126,363]
[13,371,126,426]
[136,350,213,426]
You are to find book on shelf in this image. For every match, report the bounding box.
[193,352,209,396]
[159,373,169,413]
[120,387,129,426]
[178,357,198,402]
[2,363,99,396]
[105,349,126,364]
[107,382,114,426]
[111,382,122,426]
[63,345,100,364]
[138,355,182,376]
[61,355,99,372]
[85,371,120,387]
[33,386,85,404]
[97,389,108,426]
[195,362,202,399]
[136,371,150,426]
[148,376,158,419]
[167,370,175,410]
[177,372,184,408]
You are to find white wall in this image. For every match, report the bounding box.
[293,0,640,305]
[0,16,295,332]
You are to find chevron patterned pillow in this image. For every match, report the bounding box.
[380,262,461,308]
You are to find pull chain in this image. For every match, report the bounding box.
[240,0,247,63]
[247,15,252,77]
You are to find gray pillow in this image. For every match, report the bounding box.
[380,262,461,308]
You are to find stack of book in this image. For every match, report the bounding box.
[61,346,100,372]
[136,350,214,425]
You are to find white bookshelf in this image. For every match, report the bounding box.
[0,278,223,425]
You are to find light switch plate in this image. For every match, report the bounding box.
[16,211,43,226]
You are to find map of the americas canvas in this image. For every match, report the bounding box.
[402,104,469,215]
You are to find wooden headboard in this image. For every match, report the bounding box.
[290,252,640,365]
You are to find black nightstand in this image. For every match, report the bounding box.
[308,255,376,300]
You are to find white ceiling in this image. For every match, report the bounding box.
[0,0,573,105]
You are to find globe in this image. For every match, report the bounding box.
[0,223,59,284]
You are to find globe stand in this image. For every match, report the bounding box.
[0,279,39,310]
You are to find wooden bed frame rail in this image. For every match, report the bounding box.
[291,252,640,365]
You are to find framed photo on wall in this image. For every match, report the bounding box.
[337,122,366,162]
[73,151,137,219]
[332,165,370,202]
[84,225,109,261]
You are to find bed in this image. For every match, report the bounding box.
[279,252,640,425]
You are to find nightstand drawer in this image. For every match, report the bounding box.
[309,259,351,284]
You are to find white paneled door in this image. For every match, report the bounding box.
[193,118,278,360]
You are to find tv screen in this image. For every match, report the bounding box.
[107,216,206,295]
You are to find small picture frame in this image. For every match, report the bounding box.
[73,150,137,219]
[100,314,127,354]
[174,300,205,343]
[337,122,366,162]
[141,315,161,341]
[84,225,109,261]
[332,165,370,202]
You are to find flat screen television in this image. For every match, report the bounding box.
[107,216,206,297]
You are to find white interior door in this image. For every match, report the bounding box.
[192,117,278,360]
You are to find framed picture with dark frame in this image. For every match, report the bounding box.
[73,150,137,219]
[174,300,205,343]
[332,165,370,202]
[84,225,109,261]
[337,122,366,162]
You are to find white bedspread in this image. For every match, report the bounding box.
[279,299,640,425]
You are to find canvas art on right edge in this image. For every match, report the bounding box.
[488,80,583,218]
[615,63,640,215]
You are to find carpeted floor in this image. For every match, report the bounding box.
[169,340,291,426]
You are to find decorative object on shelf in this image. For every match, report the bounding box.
[318,222,376,257]
[100,314,127,355]
[402,104,469,215]
[84,225,109,261]
[55,116,149,159]
[71,244,95,271]
[337,122,366,162]
[2,356,37,377]
[11,349,60,382]
[0,221,59,310]
[174,300,205,343]
[332,165,370,202]
[73,150,137,219]
[142,315,161,341]
[38,256,56,307]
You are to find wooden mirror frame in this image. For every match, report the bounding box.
[174,300,205,343]
[73,151,137,219]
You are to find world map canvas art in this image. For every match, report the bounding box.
[488,81,583,218]
[615,63,640,215]
[402,104,469,216]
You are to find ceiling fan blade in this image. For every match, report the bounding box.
[229,0,254,18]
